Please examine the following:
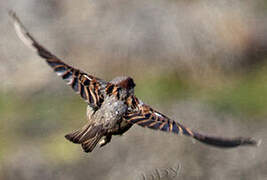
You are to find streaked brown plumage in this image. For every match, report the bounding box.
[10,11,260,153]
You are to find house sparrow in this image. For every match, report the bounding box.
[10,11,259,153]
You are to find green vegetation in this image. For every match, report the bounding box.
[136,64,267,118]
[135,72,191,104]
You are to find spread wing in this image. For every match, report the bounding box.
[10,11,107,110]
[125,96,259,148]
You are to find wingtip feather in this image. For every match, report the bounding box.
[9,10,37,52]
[240,137,259,146]
[257,139,262,147]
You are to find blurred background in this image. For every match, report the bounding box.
[1,0,267,179]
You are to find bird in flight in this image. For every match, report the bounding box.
[10,11,259,153]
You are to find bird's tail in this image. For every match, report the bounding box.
[65,124,105,152]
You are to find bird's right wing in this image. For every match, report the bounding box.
[125,95,259,148]
[10,11,108,110]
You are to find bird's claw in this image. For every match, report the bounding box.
[99,135,112,148]
[99,139,106,147]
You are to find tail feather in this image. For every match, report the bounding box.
[65,124,105,152]
[81,134,103,153]
[65,124,91,144]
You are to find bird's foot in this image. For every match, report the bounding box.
[99,135,112,148]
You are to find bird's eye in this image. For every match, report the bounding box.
[128,78,135,88]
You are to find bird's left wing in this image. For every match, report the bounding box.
[10,11,107,110]
[125,96,259,148]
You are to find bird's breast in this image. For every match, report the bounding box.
[92,95,127,128]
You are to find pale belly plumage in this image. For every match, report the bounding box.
[87,95,128,129]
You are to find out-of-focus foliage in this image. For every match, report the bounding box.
[1,0,267,180]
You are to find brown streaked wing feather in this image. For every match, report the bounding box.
[125,96,259,148]
[125,96,191,135]
[10,11,107,110]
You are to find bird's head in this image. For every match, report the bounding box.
[110,76,136,95]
